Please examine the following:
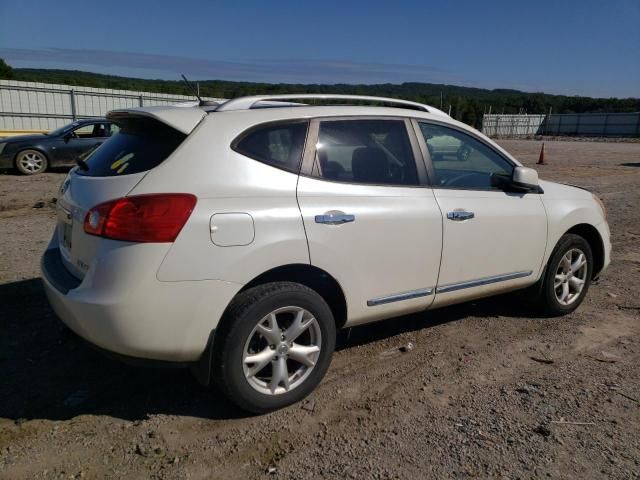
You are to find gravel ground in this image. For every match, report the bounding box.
[0,140,639,479]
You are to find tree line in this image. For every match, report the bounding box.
[1,58,638,128]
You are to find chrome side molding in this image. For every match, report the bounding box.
[436,270,532,294]
[367,287,433,307]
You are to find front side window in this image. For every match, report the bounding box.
[419,122,513,189]
[315,119,418,186]
[72,123,109,138]
[234,121,308,173]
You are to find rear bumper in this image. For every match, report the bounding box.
[41,243,242,362]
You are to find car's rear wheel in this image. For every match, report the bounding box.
[213,282,336,413]
[15,149,48,175]
[539,233,593,316]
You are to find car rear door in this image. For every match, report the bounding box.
[414,120,547,307]
[297,117,443,326]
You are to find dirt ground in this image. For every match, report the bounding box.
[1,140,639,479]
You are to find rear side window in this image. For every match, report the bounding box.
[233,121,308,173]
[314,119,418,186]
[76,118,186,177]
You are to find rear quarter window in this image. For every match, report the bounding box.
[232,121,308,173]
[77,118,186,177]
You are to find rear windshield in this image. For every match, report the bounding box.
[76,118,186,177]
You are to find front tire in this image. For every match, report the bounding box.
[539,234,593,316]
[213,282,336,413]
[15,149,48,175]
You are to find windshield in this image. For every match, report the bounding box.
[76,117,186,177]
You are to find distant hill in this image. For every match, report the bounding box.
[1,58,638,127]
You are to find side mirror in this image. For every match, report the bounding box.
[512,166,539,190]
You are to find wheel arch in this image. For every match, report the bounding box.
[564,223,604,279]
[200,264,348,386]
[237,264,348,330]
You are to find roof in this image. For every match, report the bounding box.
[214,94,449,116]
[106,94,451,135]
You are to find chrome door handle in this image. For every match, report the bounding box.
[315,213,355,225]
[447,211,475,221]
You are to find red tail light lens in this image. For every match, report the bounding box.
[84,194,197,243]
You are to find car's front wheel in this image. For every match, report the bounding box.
[213,282,336,413]
[539,233,593,316]
[15,149,48,175]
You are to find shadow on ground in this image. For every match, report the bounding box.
[0,277,539,422]
[620,162,640,168]
[1,167,71,176]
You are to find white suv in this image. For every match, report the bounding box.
[41,94,611,412]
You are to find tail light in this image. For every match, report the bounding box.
[84,193,197,243]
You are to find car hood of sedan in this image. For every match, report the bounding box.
[2,133,48,143]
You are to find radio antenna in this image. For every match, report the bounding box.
[181,74,203,105]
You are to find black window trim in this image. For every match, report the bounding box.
[231,119,310,174]
[411,118,530,193]
[299,115,430,188]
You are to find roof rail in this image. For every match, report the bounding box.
[215,94,449,116]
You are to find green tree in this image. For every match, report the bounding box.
[0,58,14,79]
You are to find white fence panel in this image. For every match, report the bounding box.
[0,80,223,132]
[482,112,640,138]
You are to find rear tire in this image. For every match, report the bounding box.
[538,234,593,316]
[15,149,48,175]
[213,282,336,413]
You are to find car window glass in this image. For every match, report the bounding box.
[315,120,418,186]
[419,122,513,189]
[72,123,108,138]
[76,118,186,177]
[234,122,308,172]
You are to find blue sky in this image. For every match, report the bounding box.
[0,0,638,97]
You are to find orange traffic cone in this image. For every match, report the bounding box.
[537,142,546,165]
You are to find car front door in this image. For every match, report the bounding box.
[414,120,547,307]
[297,117,443,326]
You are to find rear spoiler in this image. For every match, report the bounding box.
[107,106,206,135]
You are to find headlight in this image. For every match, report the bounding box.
[0,142,6,155]
[592,193,607,219]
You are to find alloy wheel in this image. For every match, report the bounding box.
[242,306,322,395]
[17,151,45,173]
[554,248,588,306]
